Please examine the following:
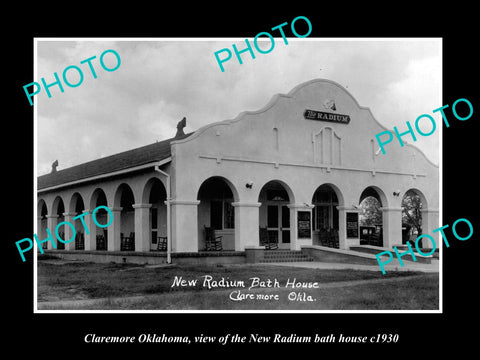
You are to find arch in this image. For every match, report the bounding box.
[38,198,48,217]
[311,183,344,248]
[403,188,428,210]
[90,187,108,210]
[68,192,85,250]
[197,176,238,251]
[196,175,239,203]
[256,179,295,204]
[51,196,65,249]
[311,182,345,207]
[359,185,388,208]
[141,177,167,205]
[114,183,136,209]
[401,188,428,246]
[114,183,136,251]
[89,188,109,250]
[69,192,85,213]
[142,177,168,251]
[52,195,65,216]
[257,180,295,249]
[358,186,387,247]
[37,199,49,249]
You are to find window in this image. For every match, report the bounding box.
[315,205,329,230]
[267,205,278,228]
[313,205,339,231]
[224,201,235,229]
[211,201,223,230]
[151,208,158,229]
[312,186,339,231]
[151,208,158,244]
[273,127,279,150]
[267,189,288,201]
[211,200,235,230]
[333,206,339,229]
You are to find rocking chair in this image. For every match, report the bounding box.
[204,226,223,251]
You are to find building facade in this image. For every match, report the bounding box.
[37,79,439,257]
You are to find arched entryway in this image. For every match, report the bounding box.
[401,188,427,247]
[114,183,135,251]
[52,196,65,249]
[142,178,168,251]
[359,186,386,247]
[90,188,109,250]
[197,177,237,251]
[69,192,85,250]
[311,184,342,248]
[37,199,48,249]
[258,180,294,249]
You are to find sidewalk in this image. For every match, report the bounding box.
[264,259,440,273]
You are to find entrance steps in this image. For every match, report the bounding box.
[259,250,314,263]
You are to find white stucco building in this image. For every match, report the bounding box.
[37,79,439,261]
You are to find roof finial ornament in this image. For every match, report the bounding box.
[51,159,58,173]
[175,117,186,138]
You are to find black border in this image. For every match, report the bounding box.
[7,5,479,355]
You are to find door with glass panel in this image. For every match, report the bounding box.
[267,204,290,248]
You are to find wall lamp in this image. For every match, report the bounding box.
[393,190,401,197]
[246,181,253,189]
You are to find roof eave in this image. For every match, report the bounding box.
[37,157,171,194]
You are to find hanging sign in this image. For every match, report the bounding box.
[304,109,350,124]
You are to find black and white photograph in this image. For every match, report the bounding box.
[7,7,478,354]
[32,38,442,312]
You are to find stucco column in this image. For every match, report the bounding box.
[171,200,200,252]
[62,212,77,250]
[37,216,43,241]
[381,207,402,249]
[421,209,440,249]
[337,206,360,249]
[45,215,58,249]
[37,216,46,251]
[108,207,122,251]
[232,202,261,251]
[133,203,152,252]
[287,203,313,251]
[83,209,96,251]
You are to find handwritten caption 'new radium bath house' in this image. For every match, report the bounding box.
[171,275,318,302]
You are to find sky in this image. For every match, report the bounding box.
[35,38,442,176]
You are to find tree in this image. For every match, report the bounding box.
[359,196,382,226]
[401,191,423,237]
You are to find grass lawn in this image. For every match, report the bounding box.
[37,258,439,311]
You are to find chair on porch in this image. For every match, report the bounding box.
[75,232,85,250]
[121,232,135,251]
[268,231,279,250]
[259,227,278,250]
[259,227,268,247]
[318,229,329,247]
[57,232,65,249]
[204,226,222,251]
[328,229,339,248]
[96,232,107,251]
[157,236,167,251]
